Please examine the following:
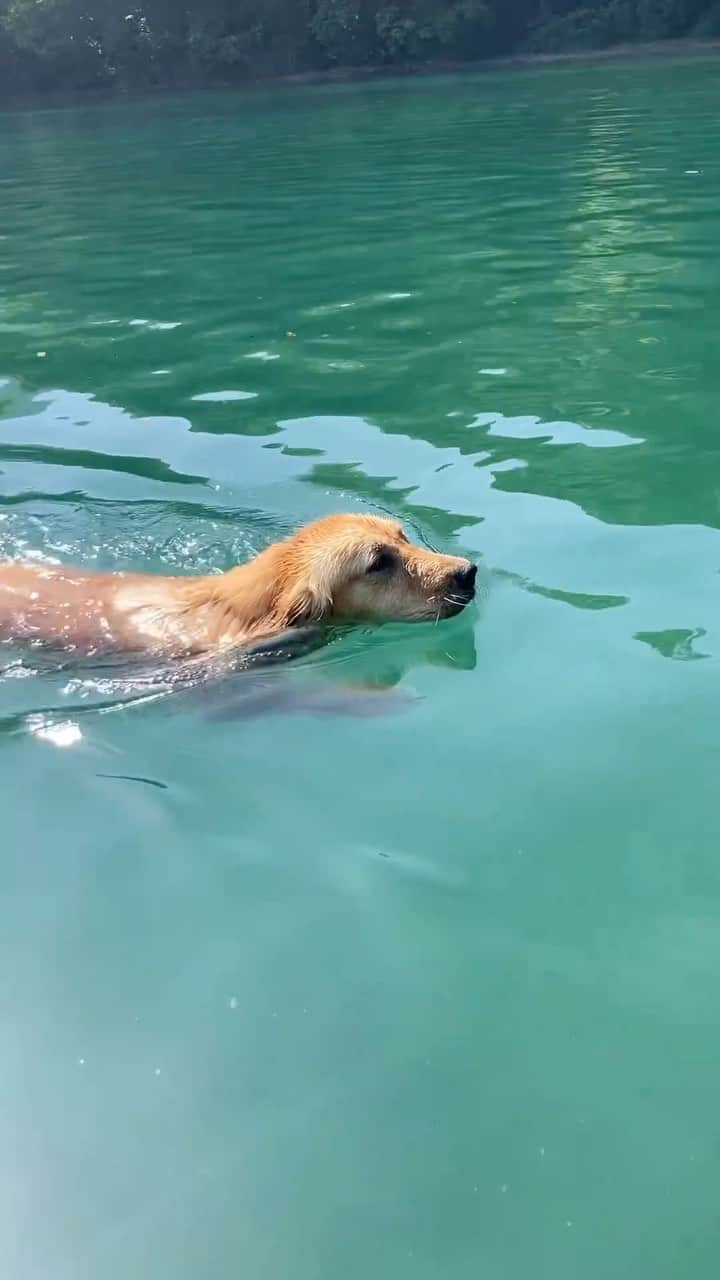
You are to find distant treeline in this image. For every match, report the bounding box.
[2,0,720,97]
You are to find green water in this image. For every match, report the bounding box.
[2,57,720,1279]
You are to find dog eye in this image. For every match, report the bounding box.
[366,549,394,575]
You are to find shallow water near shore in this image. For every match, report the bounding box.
[2,57,720,1279]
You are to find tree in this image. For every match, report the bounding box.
[1,0,719,97]
[3,0,111,86]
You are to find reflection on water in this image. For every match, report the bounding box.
[2,382,719,682]
[635,626,709,661]
[0,598,478,738]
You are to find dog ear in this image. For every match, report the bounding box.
[275,547,345,626]
[279,575,331,626]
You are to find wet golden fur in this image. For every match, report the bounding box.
[0,512,476,656]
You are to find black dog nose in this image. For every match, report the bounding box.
[453,562,477,593]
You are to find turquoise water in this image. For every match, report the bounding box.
[2,58,720,1278]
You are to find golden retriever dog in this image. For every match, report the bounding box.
[0,512,476,658]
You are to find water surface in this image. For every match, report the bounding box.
[2,58,720,1280]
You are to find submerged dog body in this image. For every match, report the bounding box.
[0,513,476,656]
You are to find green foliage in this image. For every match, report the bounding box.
[375,0,490,60]
[524,6,623,52]
[3,0,106,86]
[526,0,710,51]
[692,0,720,30]
[0,0,718,97]
[309,0,490,66]
[310,1,378,65]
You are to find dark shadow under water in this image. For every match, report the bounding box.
[0,611,478,740]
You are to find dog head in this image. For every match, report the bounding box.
[273,513,477,627]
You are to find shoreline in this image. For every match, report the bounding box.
[268,38,720,86]
[2,37,720,110]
